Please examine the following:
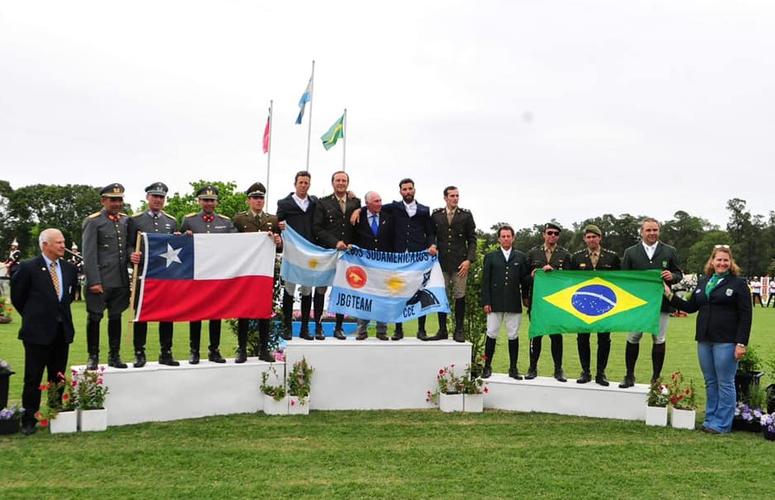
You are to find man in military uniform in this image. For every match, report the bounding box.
[619,217,682,388]
[233,182,282,362]
[430,186,476,342]
[180,185,237,363]
[127,182,180,368]
[569,224,621,386]
[480,225,531,379]
[352,191,394,340]
[380,178,437,340]
[67,242,84,301]
[82,183,130,370]
[312,171,361,339]
[526,223,571,382]
[276,171,319,340]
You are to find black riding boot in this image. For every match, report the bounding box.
[482,336,496,378]
[282,291,294,340]
[619,342,640,388]
[107,317,127,368]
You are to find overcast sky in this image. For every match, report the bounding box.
[2,1,773,231]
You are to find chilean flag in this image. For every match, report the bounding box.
[135,233,275,322]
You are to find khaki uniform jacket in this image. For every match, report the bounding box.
[431,207,477,274]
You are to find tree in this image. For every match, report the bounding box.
[726,198,767,276]
[661,210,717,268]
[685,230,731,274]
[569,213,644,255]
[161,180,246,224]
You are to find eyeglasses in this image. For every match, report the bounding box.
[546,231,560,236]
[714,244,730,249]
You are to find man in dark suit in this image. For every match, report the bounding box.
[568,224,621,386]
[619,217,683,388]
[352,190,394,340]
[526,223,572,382]
[430,186,477,342]
[11,228,78,435]
[380,178,437,340]
[277,171,319,340]
[313,170,361,339]
[480,225,531,379]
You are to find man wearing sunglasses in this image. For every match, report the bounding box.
[526,223,571,382]
[619,217,682,388]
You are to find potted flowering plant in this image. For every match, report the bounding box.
[733,385,767,432]
[761,412,775,441]
[260,366,288,415]
[645,379,670,427]
[39,372,78,434]
[735,345,764,402]
[668,371,697,430]
[461,361,488,413]
[426,364,465,413]
[0,405,24,435]
[74,367,109,432]
[287,358,313,415]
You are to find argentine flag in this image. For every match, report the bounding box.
[280,225,338,286]
[295,75,313,125]
[328,247,450,323]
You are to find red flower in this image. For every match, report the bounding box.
[438,369,444,375]
[290,399,296,406]
[62,393,70,402]
[39,383,48,391]
[38,419,49,428]
[56,371,65,381]
[483,386,489,394]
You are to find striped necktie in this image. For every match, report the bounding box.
[49,261,61,299]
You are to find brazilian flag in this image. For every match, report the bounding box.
[528,270,664,338]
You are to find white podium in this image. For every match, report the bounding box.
[72,359,284,427]
[484,374,649,420]
[284,338,471,410]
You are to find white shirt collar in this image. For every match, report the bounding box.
[292,193,309,211]
[501,247,512,259]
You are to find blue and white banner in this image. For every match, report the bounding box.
[280,225,339,287]
[328,246,450,322]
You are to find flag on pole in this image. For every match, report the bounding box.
[328,247,450,322]
[295,75,313,125]
[280,225,339,287]
[321,113,344,150]
[262,114,271,153]
[135,233,275,322]
[528,270,664,338]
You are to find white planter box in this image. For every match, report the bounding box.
[49,411,78,434]
[645,406,668,426]
[288,396,310,415]
[671,408,696,430]
[463,393,484,413]
[79,408,108,432]
[439,393,464,413]
[263,395,289,415]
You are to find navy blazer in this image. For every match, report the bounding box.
[670,275,752,345]
[11,256,78,345]
[353,207,394,251]
[277,192,317,242]
[382,200,434,252]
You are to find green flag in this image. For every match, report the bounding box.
[321,114,344,150]
[528,270,664,338]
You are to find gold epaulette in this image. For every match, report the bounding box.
[87,211,101,219]
[184,212,197,218]
[216,214,231,220]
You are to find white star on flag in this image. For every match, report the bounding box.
[159,243,182,268]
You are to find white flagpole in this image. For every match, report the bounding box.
[342,108,347,171]
[266,99,273,209]
[305,60,315,171]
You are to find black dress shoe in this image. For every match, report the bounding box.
[576,371,592,384]
[299,330,314,341]
[524,367,537,380]
[21,423,37,436]
[453,330,465,343]
[314,325,326,340]
[376,333,389,341]
[108,354,128,369]
[595,373,609,386]
[356,331,368,341]
[258,349,274,363]
[416,330,428,341]
[482,365,492,379]
[86,354,99,371]
[189,350,200,365]
[281,329,292,341]
[508,368,523,380]
[554,368,567,382]
[208,349,226,363]
[619,375,635,388]
[427,330,448,341]
[159,351,180,367]
[235,349,247,364]
[334,329,346,340]
[391,330,404,341]
[133,350,147,368]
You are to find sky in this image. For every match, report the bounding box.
[1,0,774,232]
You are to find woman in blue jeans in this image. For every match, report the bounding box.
[665,245,752,433]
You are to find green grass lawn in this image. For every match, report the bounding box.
[1,302,775,498]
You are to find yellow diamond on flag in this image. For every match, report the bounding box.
[542,277,647,325]
[385,274,406,295]
[307,258,319,270]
